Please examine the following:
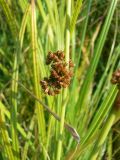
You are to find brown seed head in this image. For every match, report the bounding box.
[40,51,74,96]
[111,69,120,85]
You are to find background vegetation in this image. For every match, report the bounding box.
[0,0,120,159]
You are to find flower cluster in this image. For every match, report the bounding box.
[111,69,120,88]
[40,51,74,96]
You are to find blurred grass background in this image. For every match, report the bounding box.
[0,0,120,160]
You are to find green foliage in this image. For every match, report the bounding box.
[0,0,120,160]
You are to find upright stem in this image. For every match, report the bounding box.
[65,1,71,65]
[56,1,71,160]
[11,53,20,160]
[31,0,46,158]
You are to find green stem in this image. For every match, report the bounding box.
[11,54,20,160]
[56,1,71,160]
[31,0,46,158]
[107,132,112,160]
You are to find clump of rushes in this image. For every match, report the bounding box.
[40,51,74,96]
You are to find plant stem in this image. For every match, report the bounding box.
[56,1,71,160]
[11,54,20,160]
[31,0,46,158]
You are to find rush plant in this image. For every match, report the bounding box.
[0,0,120,160]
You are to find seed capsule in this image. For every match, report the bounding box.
[54,89,60,94]
[69,59,74,68]
[48,89,55,96]
[55,51,65,60]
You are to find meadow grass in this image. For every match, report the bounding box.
[0,0,120,160]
